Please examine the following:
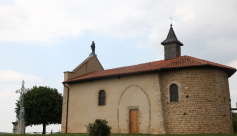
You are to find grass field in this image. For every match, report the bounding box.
[1,133,237,136]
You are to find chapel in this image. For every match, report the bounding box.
[61,24,236,134]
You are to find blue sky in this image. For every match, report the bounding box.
[0,0,237,133]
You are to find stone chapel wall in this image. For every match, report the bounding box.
[160,68,233,134]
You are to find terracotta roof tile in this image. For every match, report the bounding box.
[64,55,236,83]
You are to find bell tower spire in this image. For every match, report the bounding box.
[161,24,183,60]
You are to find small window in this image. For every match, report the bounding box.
[170,84,178,102]
[99,90,106,106]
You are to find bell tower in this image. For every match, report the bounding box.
[161,24,183,60]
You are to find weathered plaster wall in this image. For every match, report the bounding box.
[61,84,69,133]
[61,72,165,134]
[118,85,150,133]
[64,56,103,81]
[160,68,233,134]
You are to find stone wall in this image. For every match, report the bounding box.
[164,43,181,60]
[160,68,233,134]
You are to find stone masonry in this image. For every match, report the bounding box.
[160,68,233,134]
[164,43,181,60]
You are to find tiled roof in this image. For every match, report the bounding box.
[64,55,236,83]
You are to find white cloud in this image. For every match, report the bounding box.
[0,70,43,102]
[8,102,16,109]
[228,60,237,68]
[59,77,64,83]
[0,70,43,96]
[174,1,195,21]
[0,90,15,98]
[0,70,43,99]
[0,0,235,46]
[0,70,42,82]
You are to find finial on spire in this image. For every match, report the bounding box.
[169,16,173,26]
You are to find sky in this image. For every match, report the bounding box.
[0,0,237,133]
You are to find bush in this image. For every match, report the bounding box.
[85,119,111,136]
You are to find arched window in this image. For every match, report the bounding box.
[170,84,178,102]
[99,90,106,106]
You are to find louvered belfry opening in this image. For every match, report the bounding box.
[161,24,183,60]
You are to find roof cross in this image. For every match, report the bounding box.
[169,16,173,26]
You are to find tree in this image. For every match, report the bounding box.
[15,100,20,120]
[15,86,63,134]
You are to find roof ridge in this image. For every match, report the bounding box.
[161,56,185,68]
[159,55,233,69]
[183,55,209,65]
[104,59,163,71]
[181,56,236,70]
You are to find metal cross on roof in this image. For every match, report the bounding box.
[169,16,173,26]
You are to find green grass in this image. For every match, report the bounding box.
[1,134,237,136]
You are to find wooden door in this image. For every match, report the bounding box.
[130,110,139,133]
